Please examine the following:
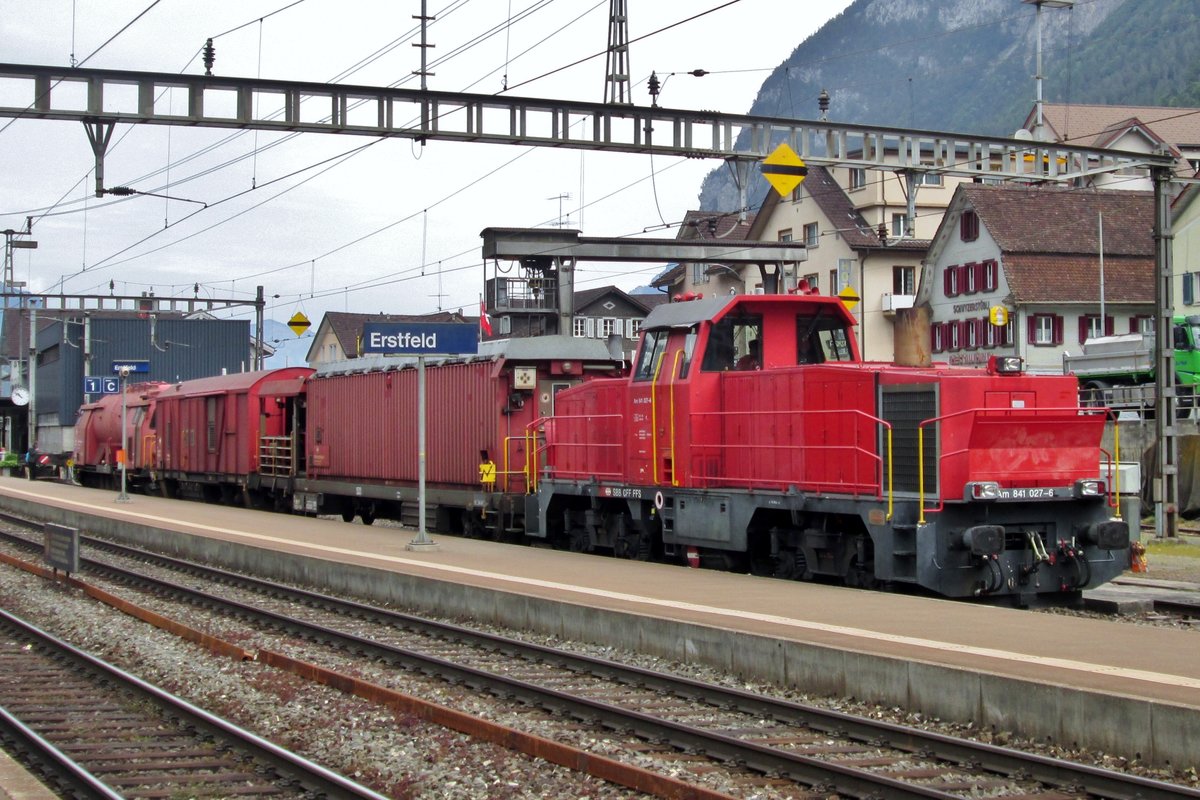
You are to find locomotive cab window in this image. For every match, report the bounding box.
[634,329,669,381]
[797,313,853,364]
[702,314,762,371]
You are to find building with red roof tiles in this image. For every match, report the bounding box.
[924,183,1154,373]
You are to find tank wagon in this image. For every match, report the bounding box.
[531,292,1129,601]
[73,381,168,490]
[69,294,1129,601]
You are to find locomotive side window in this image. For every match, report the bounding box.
[679,330,699,378]
[702,314,762,371]
[797,313,854,363]
[634,330,669,381]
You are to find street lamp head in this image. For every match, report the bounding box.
[1022,0,1075,7]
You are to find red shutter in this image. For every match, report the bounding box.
[972,262,985,293]
[943,267,954,296]
[1078,316,1089,344]
[1027,316,1037,344]
[1053,315,1064,345]
[955,265,967,295]
[1129,317,1138,333]
[1105,316,1114,336]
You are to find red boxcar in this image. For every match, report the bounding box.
[152,367,313,501]
[295,339,623,531]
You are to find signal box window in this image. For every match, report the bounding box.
[702,314,762,371]
[634,330,668,380]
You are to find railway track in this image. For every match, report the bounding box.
[2,525,1196,800]
[0,605,387,800]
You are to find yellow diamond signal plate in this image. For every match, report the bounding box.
[288,312,311,336]
[838,285,860,312]
[761,143,808,197]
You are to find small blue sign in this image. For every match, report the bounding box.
[84,376,121,394]
[112,360,150,374]
[361,322,479,355]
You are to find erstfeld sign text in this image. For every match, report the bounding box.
[361,322,479,355]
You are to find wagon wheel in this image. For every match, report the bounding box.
[341,508,355,523]
[360,506,376,526]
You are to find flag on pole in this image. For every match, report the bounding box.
[479,298,493,337]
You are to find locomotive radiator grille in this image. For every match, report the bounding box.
[879,386,938,494]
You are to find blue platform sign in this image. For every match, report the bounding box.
[83,376,121,395]
[111,359,150,374]
[361,322,478,355]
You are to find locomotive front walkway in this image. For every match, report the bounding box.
[2,477,1197,769]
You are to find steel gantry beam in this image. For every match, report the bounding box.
[0,62,1179,186]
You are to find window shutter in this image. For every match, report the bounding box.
[1104,316,1114,336]
[943,267,954,296]
[1186,275,1195,305]
[955,265,967,295]
[1078,316,1089,345]
[1027,316,1036,344]
[1129,317,1138,334]
[1053,315,1064,345]
[984,259,998,291]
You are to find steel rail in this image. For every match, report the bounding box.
[0,606,390,800]
[35,529,1200,800]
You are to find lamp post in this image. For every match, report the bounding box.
[1022,0,1074,142]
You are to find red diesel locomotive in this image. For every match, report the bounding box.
[71,292,1130,601]
[532,292,1129,600]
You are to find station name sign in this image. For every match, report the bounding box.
[361,322,478,356]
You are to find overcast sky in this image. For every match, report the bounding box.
[0,0,855,328]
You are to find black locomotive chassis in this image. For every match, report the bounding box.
[533,479,1129,599]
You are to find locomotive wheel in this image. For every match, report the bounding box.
[567,526,590,553]
[774,548,807,581]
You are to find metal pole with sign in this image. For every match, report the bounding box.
[359,321,480,552]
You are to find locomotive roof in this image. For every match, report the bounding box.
[642,293,853,330]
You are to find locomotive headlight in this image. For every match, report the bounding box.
[987,355,1024,375]
[1074,479,1105,497]
[966,481,1001,500]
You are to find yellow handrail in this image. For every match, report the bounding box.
[669,349,684,487]
[649,349,666,485]
[885,425,893,521]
